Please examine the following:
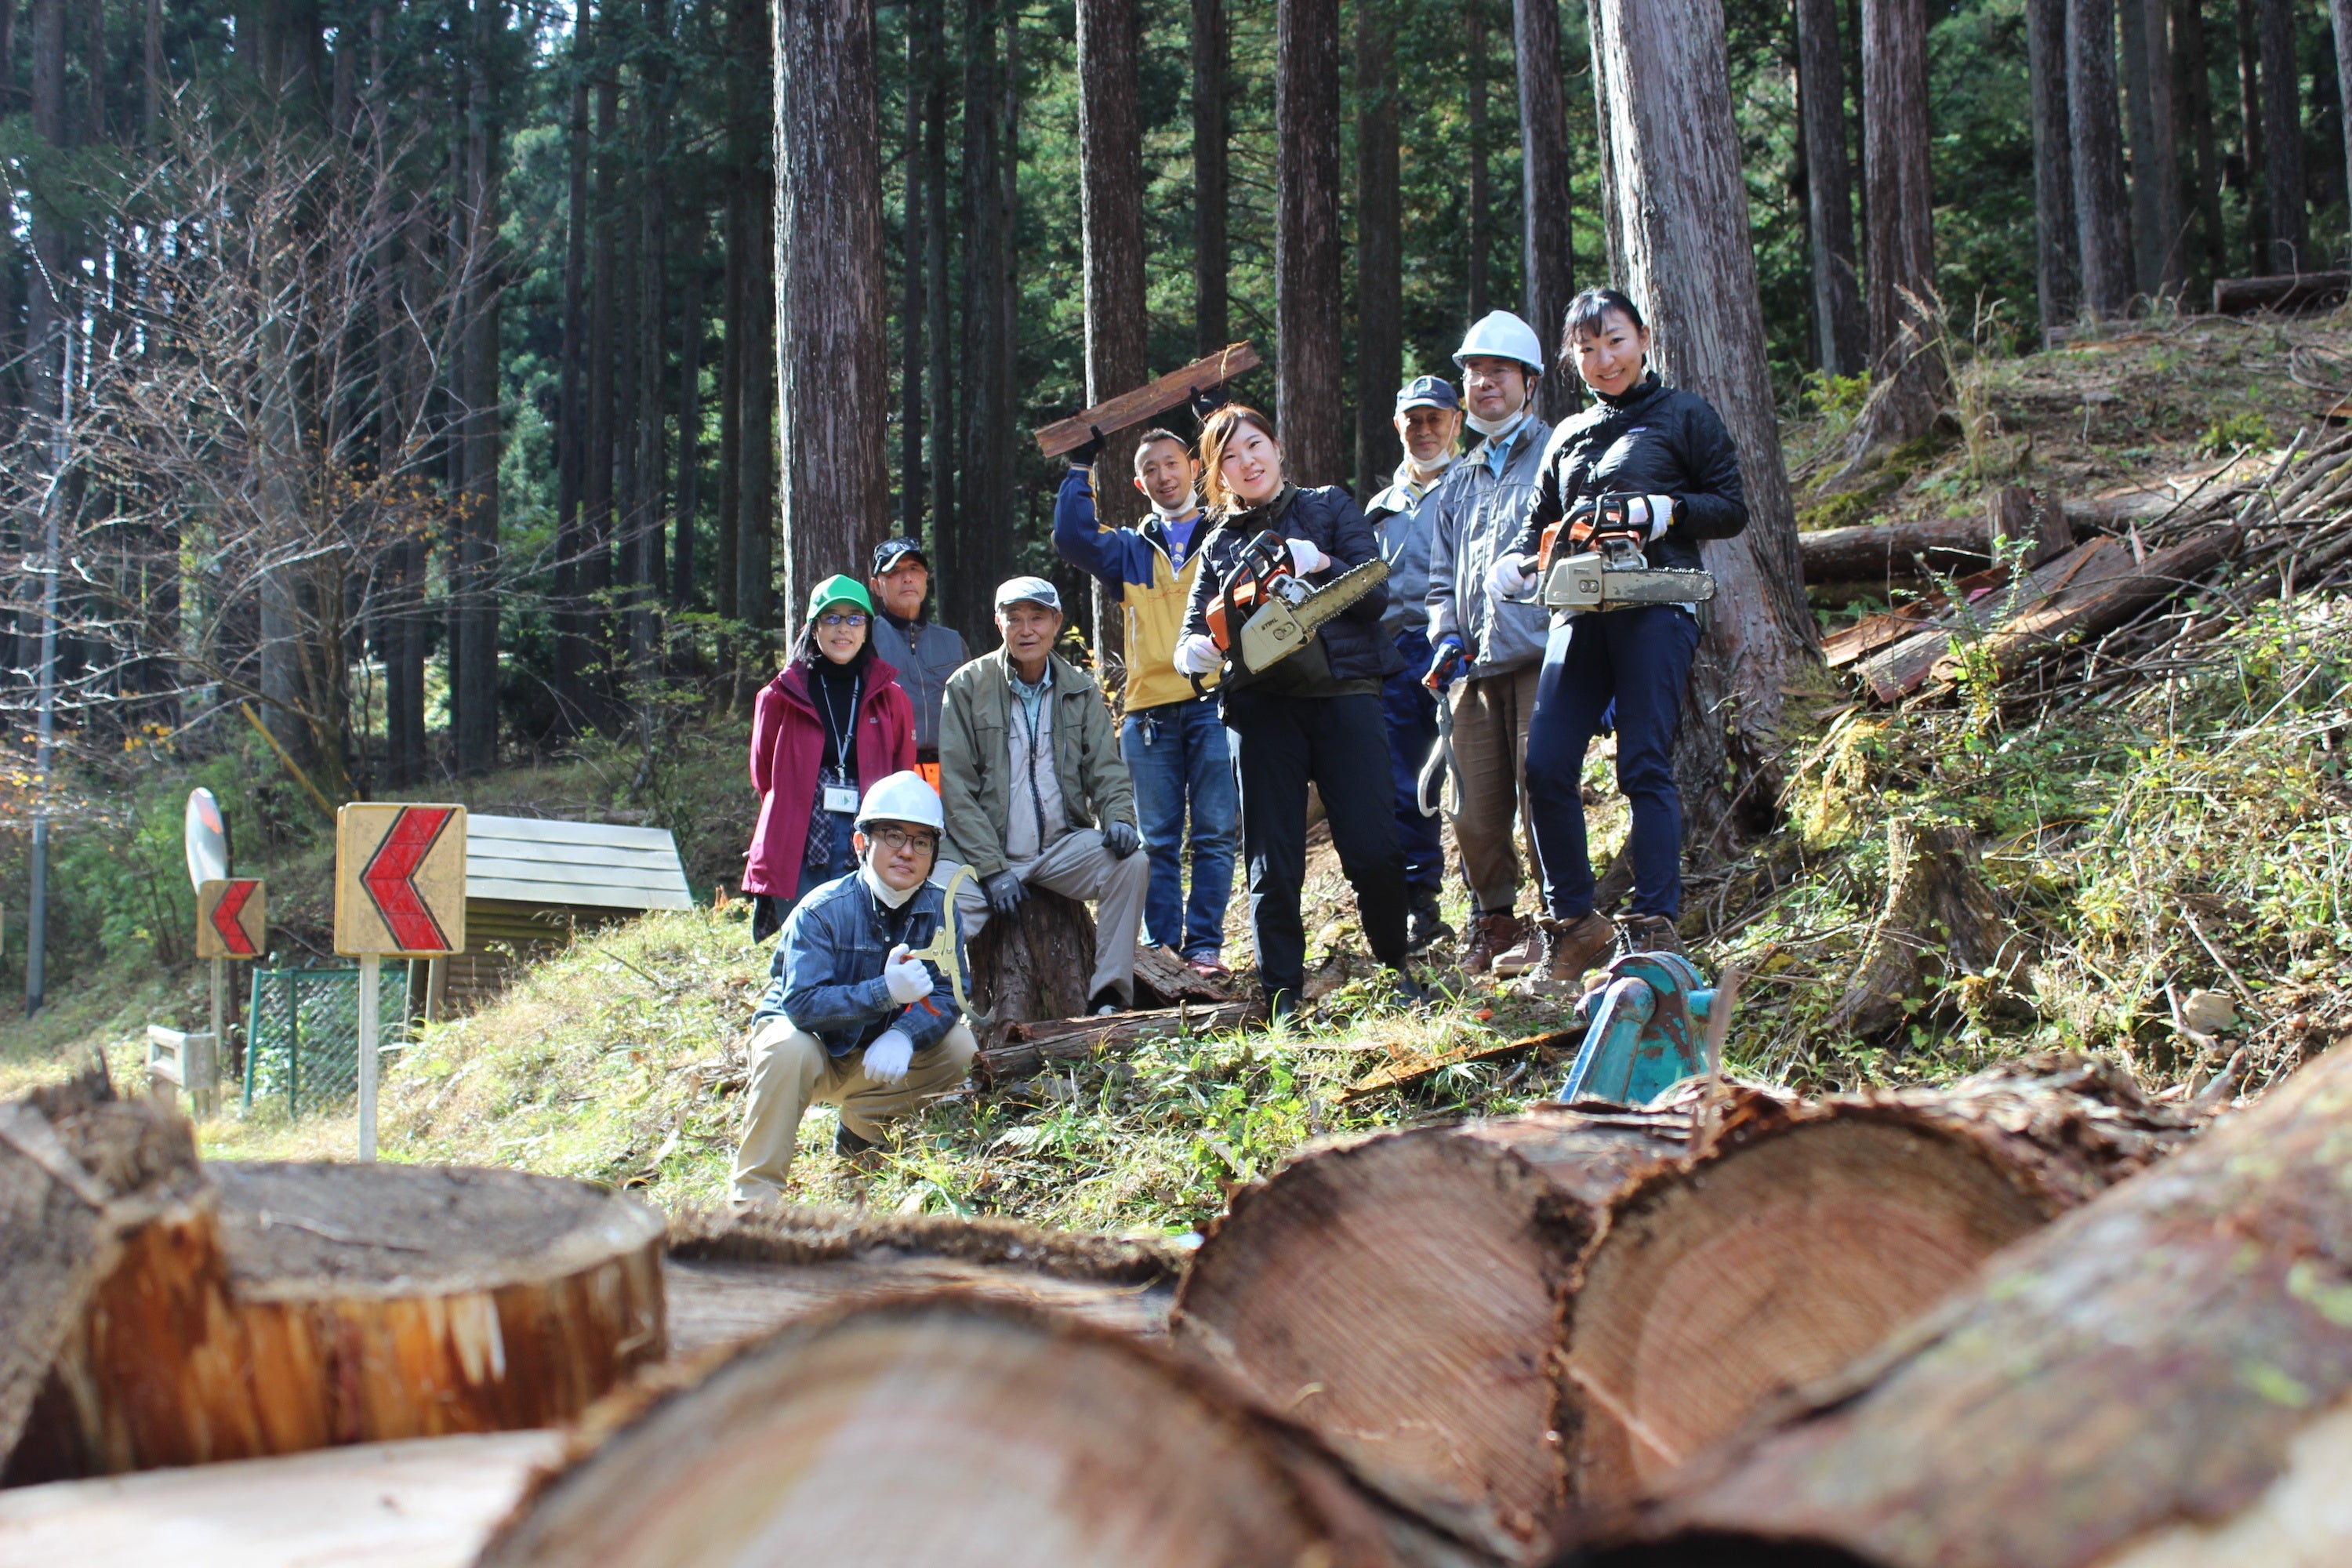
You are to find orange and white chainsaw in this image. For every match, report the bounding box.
[1537,495,1716,612]
[1191,530,1390,692]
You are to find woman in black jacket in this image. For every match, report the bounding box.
[1174,405,1421,1020]
[1491,288,1749,993]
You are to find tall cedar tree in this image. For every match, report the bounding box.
[2234,0,2270,274]
[1276,0,1345,485]
[2069,0,2135,315]
[1356,0,1402,493]
[2120,0,2183,296]
[2027,0,2078,336]
[2256,0,2307,270]
[1192,0,1229,355]
[1848,0,1945,459]
[1795,0,1867,373]
[1076,0,1149,541]
[1516,0,1576,421]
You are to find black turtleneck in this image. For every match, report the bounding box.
[808,655,862,777]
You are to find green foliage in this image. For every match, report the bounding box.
[2198,412,2275,456]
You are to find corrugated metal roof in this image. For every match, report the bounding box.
[463,814,696,912]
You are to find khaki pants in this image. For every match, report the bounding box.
[1448,662,1542,914]
[940,828,1150,1005]
[731,1016,978,1205]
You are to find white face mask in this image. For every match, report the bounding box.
[1151,492,1201,522]
[1465,404,1530,441]
[859,856,918,909]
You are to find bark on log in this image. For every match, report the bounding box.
[1567,1046,2352,1568]
[475,1295,1487,1568]
[970,886,1096,1025]
[2212,270,2352,314]
[662,1206,1186,1354]
[8,1160,666,1483]
[1988,483,2072,567]
[1799,516,1994,581]
[1824,818,2023,1039]
[1854,534,2139,701]
[0,1431,563,1567]
[1173,1060,2200,1559]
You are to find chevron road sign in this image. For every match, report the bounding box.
[335,804,468,958]
[195,878,265,960]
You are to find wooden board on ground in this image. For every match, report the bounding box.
[980,999,1262,1080]
[663,1207,1187,1355]
[1338,1026,1581,1102]
[1031,341,1261,457]
[0,1431,563,1568]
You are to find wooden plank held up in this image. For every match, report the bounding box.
[1032,341,1261,458]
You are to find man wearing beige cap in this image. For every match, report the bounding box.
[935,576,1149,1015]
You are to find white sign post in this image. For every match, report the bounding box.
[185,789,234,1086]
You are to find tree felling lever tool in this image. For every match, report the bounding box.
[1192,529,1390,695]
[1537,495,1717,614]
[903,863,993,1026]
[1557,949,1728,1105]
[1416,691,1462,818]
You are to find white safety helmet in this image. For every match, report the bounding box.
[855,770,945,833]
[1453,310,1546,375]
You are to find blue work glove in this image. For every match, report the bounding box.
[1068,424,1105,468]
[1104,821,1140,858]
[1422,634,1468,692]
[983,869,1028,918]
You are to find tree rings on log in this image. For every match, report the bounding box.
[16,1160,665,1481]
[477,1295,1425,1568]
[1570,1047,2352,1568]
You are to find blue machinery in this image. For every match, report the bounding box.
[1558,951,1726,1105]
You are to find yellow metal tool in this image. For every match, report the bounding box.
[901,863,990,1025]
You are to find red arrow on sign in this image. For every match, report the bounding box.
[209,879,260,956]
[361,806,455,952]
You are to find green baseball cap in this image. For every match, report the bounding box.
[804,575,875,619]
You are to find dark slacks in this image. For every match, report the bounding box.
[1379,629,1446,893]
[1225,688,1412,1007]
[1524,605,1700,921]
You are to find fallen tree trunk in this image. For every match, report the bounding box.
[1855,535,2138,700]
[1570,1043,2352,1568]
[663,1206,1188,1353]
[971,886,1096,1025]
[1798,515,1990,582]
[10,1160,666,1482]
[1172,1059,2201,1559]
[476,1295,1490,1568]
[980,998,1261,1080]
[2212,269,2352,314]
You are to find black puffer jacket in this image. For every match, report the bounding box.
[1510,372,1748,575]
[1182,482,1397,691]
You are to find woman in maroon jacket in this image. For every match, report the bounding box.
[743,576,917,939]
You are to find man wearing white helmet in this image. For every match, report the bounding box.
[731,770,975,1204]
[1423,309,1556,977]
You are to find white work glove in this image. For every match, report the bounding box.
[1284,537,1330,574]
[1628,494,1676,541]
[1174,632,1223,677]
[1487,552,1537,601]
[862,1029,914,1084]
[882,945,931,1006]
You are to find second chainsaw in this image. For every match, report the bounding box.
[1192,529,1390,693]
[1534,494,1716,614]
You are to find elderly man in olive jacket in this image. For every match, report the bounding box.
[935,576,1149,1015]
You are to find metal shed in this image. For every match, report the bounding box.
[423,814,696,1018]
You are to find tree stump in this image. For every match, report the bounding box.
[10,1160,666,1482]
[1171,1057,2201,1559]
[1828,817,2022,1039]
[971,886,1095,1025]
[1573,1045,2352,1568]
[475,1296,1472,1568]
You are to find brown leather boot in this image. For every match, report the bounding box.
[1461,910,1526,976]
[1513,913,1617,998]
[1621,913,1686,956]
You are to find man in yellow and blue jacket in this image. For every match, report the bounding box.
[1052,429,1236,977]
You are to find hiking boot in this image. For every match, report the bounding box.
[1621,913,1686,956]
[1461,910,1528,975]
[1491,921,1545,978]
[1513,913,1618,999]
[1406,887,1454,953]
[1386,965,1435,1009]
[834,1121,886,1174]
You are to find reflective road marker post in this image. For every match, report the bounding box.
[334,804,466,1161]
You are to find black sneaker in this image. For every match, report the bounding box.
[834,1123,881,1167]
[1406,888,1454,953]
[1387,967,1434,1009]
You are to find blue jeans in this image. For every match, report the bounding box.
[1120,696,1239,959]
[1381,629,1445,892]
[1525,606,1700,920]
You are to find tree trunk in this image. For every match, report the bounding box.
[952,0,1016,640]
[1172,1059,2198,1556]
[1852,0,1944,451]
[1355,0,1402,495]
[1276,0,1344,486]
[1824,817,2021,1038]
[453,0,502,777]
[1467,0,1491,319]
[554,3,591,727]
[716,176,744,624]
[2122,0,2184,296]
[2335,0,2352,259]
[663,1208,1185,1358]
[2256,0,2308,270]
[631,0,670,691]
[2027,0,2080,337]
[1076,0,1149,551]
[1588,0,1817,848]
[7,1160,666,1483]
[2070,0,2136,314]
[475,1297,1468,1568]
[1518,0,1576,420]
[2176,0,2227,285]
[738,164,776,655]
[899,5,927,540]
[923,0,953,555]
[1582,1045,2352,1568]
[970,887,1097,1027]
[2236,0,2271,273]
[1798,512,1998,579]
[672,252,702,614]
[1193,0,1229,355]
[1797,0,1868,373]
[586,36,621,713]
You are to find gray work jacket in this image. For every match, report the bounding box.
[1365,456,1454,642]
[869,612,968,756]
[1427,416,1554,678]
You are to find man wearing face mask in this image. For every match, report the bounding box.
[1424,311,1556,978]
[731,771,975,1206]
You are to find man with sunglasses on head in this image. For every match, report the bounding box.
[866,537,969,786]
[731,771,975,1205]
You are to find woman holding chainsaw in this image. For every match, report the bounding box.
[1174,405,1424,1022]
[1490,287,1748,996]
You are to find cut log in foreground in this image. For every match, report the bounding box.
[9,1158,664,1482]
[1569,1043,2352,1568]
[663,1205,1187,1354]
[1171,1058,2202,1561]
[0,1431,561,1568]
[477,1295,1485,1568]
